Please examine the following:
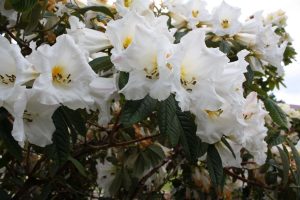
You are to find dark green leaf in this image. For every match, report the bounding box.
[61,106,87,137]
[207,145,223,187]
[120,95,158,126]
[118,71,129,90]
[0,188,10,200]
[219,40,231,54]
[89,56,114,73]
[9,0,37,12]
[68,156,87,177]
[221,137,236,159]
[46,107,70,165]
[19,2,43,35]
[263,98,288,129]
[77,6,114,19]
[266,131,286,146]
[287,140,300,197]
[158,95,181,146]
[0,108,22,161]
[109,170,123,195]
[277,145,290,187]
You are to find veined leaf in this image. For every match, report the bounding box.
[207,145,223,187]
[263,98,288,129]
[120,95,158,126]
[68,156,87,177]
[287,140,300,197]
[277,145,290,187]
[9,0,37,12]
[89,56,113,73]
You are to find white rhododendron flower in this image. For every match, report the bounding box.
[215,139,242,167]
[96,160,117,197]
[264,9,287,27]
[0,36,36,107]
[67,16,111,55]
[211,1,242,36]
[89,76,118,126]
[10,90,58,147]
[27,35,96,110]
[116,0,154,17]
[168,29,228,111]
[242,92,268,165]
[106,11,148,71]
[164,0,210,28]
[119,25,173,100]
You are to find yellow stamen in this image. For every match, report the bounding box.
[123,36,132,49]
[221,19,230,29]
[192,10,199,18]
[205,109,223,119]
[124,0,132,8]
[52,65,72,85]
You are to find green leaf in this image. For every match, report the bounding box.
[158,95,181,146]
[263,98,288,129]
[287,140,300,196]
[158,95,207,162]
[120,95,158,126]
[89,56,114,73]
[266,131,286,146]
[277,145,290,187]
[0,188,10,200]
[207,145,223,187]
[118,71,129,90]
[77,6,114,19]
[61,106,87,137]
[219,40,231,54]
[68,156,87,177]
[221,137,236,159]
[19,2,43,35]
[0,108,22,161]
[46,107,70,165]
[9,0,37,12]
[109,170,123,196]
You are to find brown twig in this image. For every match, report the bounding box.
[224,168,277,190]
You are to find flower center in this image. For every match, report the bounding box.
[192,10,199,18]
[0,74,16,86]
[144,57,159,80]
[124,0,132,7]
[123,36,132,49]
[23,110,38,123]
[205,109,223,119]
[243,112,254,120]
[221,19,230,29]
[180,66,197,92]
[52,65,72,86]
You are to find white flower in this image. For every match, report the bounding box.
[168,29,228,111]
[54,2,70,17]
[242,92,268,165]
[254,26,287,76]
[67,16,111,55]
[210,1,242,36]
[96,159,117,197]
[10,90,58,147]
[215,139,242,167]
[89,76,118,126]
[116,0,154,17]
[106,11,148,71]
[264,10,287,27]
[27,34,97,110]
[118,25,173,101]
[0,36,36,107]
[164,0,210,28]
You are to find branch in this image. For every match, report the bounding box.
[3,27,32,55]
[224,168,277,191]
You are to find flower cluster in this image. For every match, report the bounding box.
[0,0,291,166]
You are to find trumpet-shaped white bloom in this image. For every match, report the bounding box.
[67,16,111,55]
[116,0,154,17]
[0,36,36,107]
[106,11,148,71]
[10,90,58,147]
[242,92,268,165]
[118,25,173,101]
[210,1,241,36]
[168,29,228,111]
[27,35,96,110]
[164,0,210,28]
[89,76,118,126]
[264,10,287,28]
